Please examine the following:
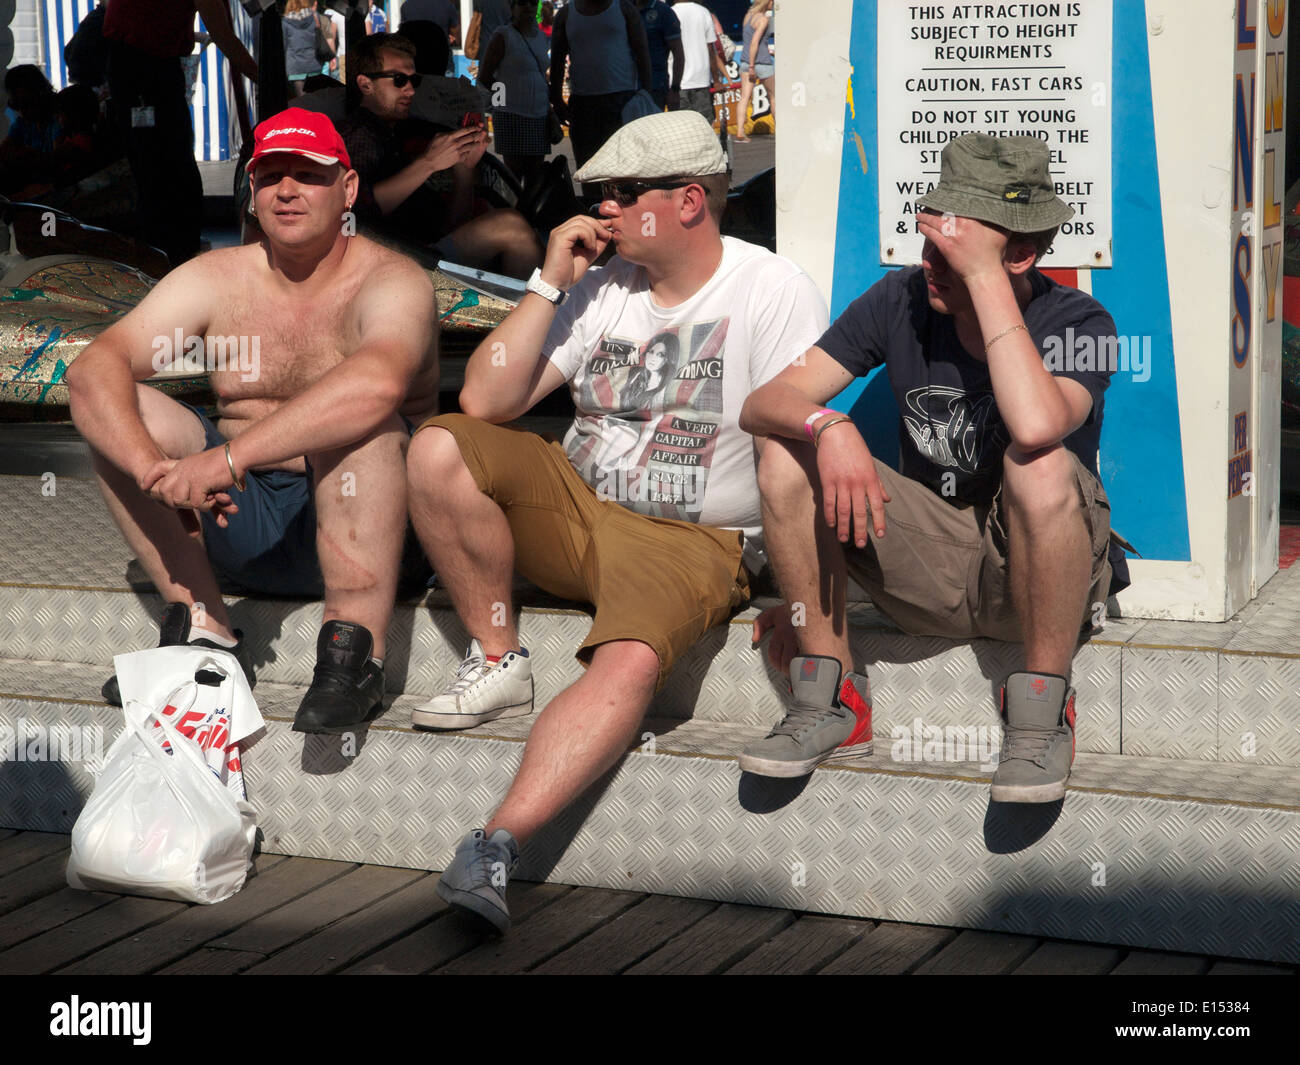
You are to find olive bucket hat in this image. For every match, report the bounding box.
[916,133,1074,231]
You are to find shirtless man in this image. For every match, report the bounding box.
[66,107,439,734]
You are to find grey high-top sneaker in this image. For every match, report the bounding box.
[738,655,873,777]
[990,671,1076,803]
[436,828,520,934]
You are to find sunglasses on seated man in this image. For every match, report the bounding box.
[600,179,699,207]
[367,71,423,88]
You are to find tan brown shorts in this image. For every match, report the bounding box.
[844,452,1112,642]
[418,414,750,689]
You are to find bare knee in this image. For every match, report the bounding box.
[134,387,208,460]
[1001,443,1077,520]
[589,640,660,695]
[406,425,474,499]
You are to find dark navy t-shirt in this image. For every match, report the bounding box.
[818,265,1128,586]
[639,1,682,93]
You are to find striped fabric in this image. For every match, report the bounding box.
[38,0,255,162]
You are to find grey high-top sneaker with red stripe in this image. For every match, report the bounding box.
[738,655,873,777]
[990,671,1076,803]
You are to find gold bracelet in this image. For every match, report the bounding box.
[813,415,853,446]
[984,323,1028,354]
[225,442,246,492]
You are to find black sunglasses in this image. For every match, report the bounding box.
[601,179,696,207]
[368,71,422,89]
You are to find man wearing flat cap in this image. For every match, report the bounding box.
[406,110,828,931]
[739,133,1127,803]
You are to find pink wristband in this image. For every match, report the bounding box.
[804,408,837,441]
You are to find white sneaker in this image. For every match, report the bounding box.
[411,639,534,730]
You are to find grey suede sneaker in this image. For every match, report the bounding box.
[738,656,873,777]
[990,671,1076,803]
[435,828,519,933]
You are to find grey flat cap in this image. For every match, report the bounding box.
[574,110,728,182]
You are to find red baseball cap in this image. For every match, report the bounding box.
[247,107,351,171]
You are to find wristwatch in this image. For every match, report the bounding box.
[526,269,567,306]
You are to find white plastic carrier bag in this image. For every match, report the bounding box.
[111,644,265,799]
[67,648,264,904]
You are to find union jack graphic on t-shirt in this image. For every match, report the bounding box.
[567,316,730,523]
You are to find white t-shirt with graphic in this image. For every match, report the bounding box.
[543,236,829,544]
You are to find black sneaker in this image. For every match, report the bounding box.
[292,620,386,734]
[102,602,256,706]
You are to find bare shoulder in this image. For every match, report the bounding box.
[163,243,265,302]
[353,238,437,318]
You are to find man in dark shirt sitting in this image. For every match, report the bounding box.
[339,33,542,277]
[739,133,1127,804]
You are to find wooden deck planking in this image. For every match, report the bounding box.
[1012,940,1124,975]
[625,903,796,975]
[0,851,77,917]
[57,854,360,975]
[188,865,423,971]
[0,893,186,973]
[818,921,955,975]
[0,836,1292,975]
[1206,961,1295,975]
[0,831,72,869]
[914,929,1039,976]
[534,893,719,975]
[725,915,872,975]
[437,887,646,975]
[244,874,440,975]
[158,948,268,975]
[343,881,571,975]
[1110,950,1210,976]
[0,886,118,953]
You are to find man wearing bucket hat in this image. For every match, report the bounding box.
[738,133,1127,803]
[405,110,827,931]
[67,107,440,735]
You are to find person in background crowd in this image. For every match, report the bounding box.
[0,66,61,197]
[401,0,461,46]
[670,0,726,152]
[549,0,652,195]
[732,0,772,142]
[284,0,332,95]
[478,0,552,186]
[405,111,828,934]
[475,0,514,44]
[1,65,59,155]
[540,1,555,37]
[637,0,683,111]
[64,1,109,88]
[327,3,348,81]
[368,0,389,34]
[340,33,543,276]
[102,0,257,266]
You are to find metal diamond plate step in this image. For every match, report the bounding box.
[2,690,1298,963]
[2,473,1299,762]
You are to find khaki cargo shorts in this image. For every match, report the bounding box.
[844,453,1112,642]
[418,414,750,689]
